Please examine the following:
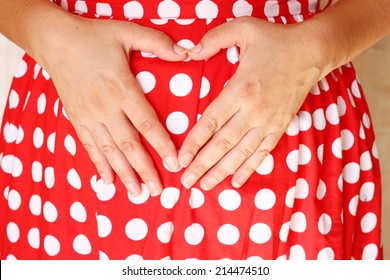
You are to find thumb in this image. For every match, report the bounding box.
[123,24,188,61]
[188,21,240,60]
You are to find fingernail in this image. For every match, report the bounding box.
[163,156,179,172]
[180,153,193,168]
[232,175,245,189]
[201,176,218,191]
[189,44,202,54]
[174,44,189,55]
[101,172,111,185]
[182,173,198,189]
[126,183,140,197]
[146,182,162,196]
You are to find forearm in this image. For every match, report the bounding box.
[304,0,390,74]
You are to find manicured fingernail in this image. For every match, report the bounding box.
[174,44,189,55]
[163,156,179,172]
[182,173,198,189]
[146,182,161,196]
[201,176,218,191]
[232,175,245,188]
[189,44,202,54]
[180,153,193,168]
[126,183,140,197]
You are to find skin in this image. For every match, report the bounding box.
[1,0,390,195]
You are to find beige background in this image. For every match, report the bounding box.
[1,29,390,259]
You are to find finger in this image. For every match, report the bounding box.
[75,124,114,184]
[199,127,263,191]
[180,112,250,189]
[187,20,242,60]
[231,132,282,188]
[123,25,188,60]
[90,123,142,197]
[122,75,180,172]
[106,113,163,196]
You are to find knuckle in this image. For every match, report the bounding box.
[118,140,138,154]
[239,145,255,158]
[216,137,234,153]
[205,117,219,134]
[99,143,116,154]
[137,119,155,135]
[238,79,262,99]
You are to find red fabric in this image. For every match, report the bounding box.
[0,0,382,260]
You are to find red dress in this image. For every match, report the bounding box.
[0,0,382,260]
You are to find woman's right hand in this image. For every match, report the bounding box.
[29,10,187,197]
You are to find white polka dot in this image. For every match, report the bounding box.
[1,154,23,177]
[233,0,253,17]
[319,77,329,91]
[94,179,116,201]
[123,1,144,18]
[312,109,326,130]
[8,189,21,211]
[218,189,241,211]
[289,245,306,260]
[126,218,148,241]
[341,129,354,150]
[160,187,180,209]
[70,202,87,223]
[8,90,19,109]
[54,99,59,116]
[256,154,274,175]
[67,168,81,189]
[331,138,342,159]
[3,185,9,200]
[362,113,371,129]
[99,251,109,260]
[157,222,174,244]
[7,222,20,243]
[295,178,309,199]
[44,235,60,256]
[29,194,42,216]
[96,3,112,16]
[317,247,335,260]
[227,46,239,64]
[128,183,150,204]
[348,195,359,216]
[28,228,40,249]
[166,111,189,134]
[326,103,340,125]
[184,223,205,245]
[360,151,373,171]
[279,221,290,242]
[169,73,193,96]
[37,93,47,114]
[135,71,156,94]
[33,64,41,79]
[47,132,56,153]
[189,188,205,209]
[65,134,76,156]
[150,19,168,25]
[359,123,366,140]
[337,96,347,117]
[360,182,375,202]
[348,88,356,108]
[372,141,379,159]
[343,162,360,184]
[318,213,332,235]
[362,243,378,260]
[157,0,181,18]
[254,188,276,210]
[15,59,28,78]
[3,122,18,143]
[285,187,295,208]
[44,167,55,189]
[316,180,326,200]
[43,201,58,223]
[32,161,43,182]
[264,0,279,17]
[351,80,361,98]
[217,224,240,245]
[23,91,31,110]
[97,214,112,238]
[338,173,343,192]
[298,144,311,165]
[310,83,320,95]
[73,234,92,255]
[42,69,50,79]
[195,0,219,18]
[286,115,299,136]
[199,77,210,98]
[62,107,69,120]
[126,254,144,260]
[317,144,324,164]
[286,149,299,172]
[174,19,195,25]
[361,212,377,233]
[288,0,301,14]
[249,223,272,244]
[290,212,306,233]
[15,126,23,144]
[298,111,312,131]
[33,127,44,148]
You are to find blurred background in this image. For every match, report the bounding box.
[0,1,389,260]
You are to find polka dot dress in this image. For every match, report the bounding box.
[0,0,383,260]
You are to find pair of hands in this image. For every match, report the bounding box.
[39,15,326,197]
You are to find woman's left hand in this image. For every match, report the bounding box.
[179,17,329,190]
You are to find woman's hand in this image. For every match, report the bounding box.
[179,17,328,190]
[32,12,187,197]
